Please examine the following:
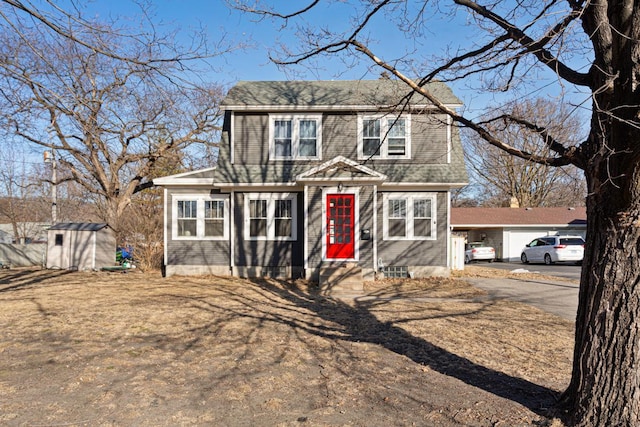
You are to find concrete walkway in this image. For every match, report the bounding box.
[466,277,579,321]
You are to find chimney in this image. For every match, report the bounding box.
[510,197,520,208]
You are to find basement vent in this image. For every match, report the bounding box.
[382,266,408,279]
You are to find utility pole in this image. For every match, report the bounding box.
[44,150,57,224]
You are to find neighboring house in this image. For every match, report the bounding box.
[451,206,587,261]
[0,222,50,243]
[46,223,116,270]
[154,80,468,281]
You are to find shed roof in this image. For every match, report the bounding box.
[451,207,586,227]
[222,80,462,110]
[49,223,109,231]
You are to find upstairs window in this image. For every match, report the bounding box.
[270,115,322,160]
[358,115,411,160]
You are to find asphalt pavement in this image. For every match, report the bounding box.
[466,262,580,321]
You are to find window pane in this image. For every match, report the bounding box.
[275,219,292,237]
[178,200,197,219]
[178,219,197,237]
[389,199,406,218]
[275,199,292,218]
[414,199,431,218]
[363,139,380,156]
[388,199,406,237]
[387,118,406,155]
[363,119,380,138]
[274,120,292,157]
[250,200,267,218]
[205,219,224,237]
[299,119,317,156]
[387,118,406,137]
[299,139,317,157]
[250,219,267,237]
[363,119,381,156]
[205,200,224,219]
[414,219,432,237]
[275,199,292,237]
[177,200,197,237]
[389,219,406,237]
[249,199,268,237]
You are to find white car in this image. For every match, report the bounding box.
[465,242,495,263]
[520,235,585,265]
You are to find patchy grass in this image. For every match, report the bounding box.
[0,268,572,426]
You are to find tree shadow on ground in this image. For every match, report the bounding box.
[242,278,559,417]
[0,268,74,293]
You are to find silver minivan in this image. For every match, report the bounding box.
[521,235,585,265]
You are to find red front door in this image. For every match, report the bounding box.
[326,194,355,259]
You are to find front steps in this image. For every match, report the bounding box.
[318,263,363,295]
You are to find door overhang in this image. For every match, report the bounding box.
[296,156,387,184]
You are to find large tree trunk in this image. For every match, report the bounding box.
[563,103,640,425]
[563,3,640,422]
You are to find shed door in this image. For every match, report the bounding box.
[326,194,355,259]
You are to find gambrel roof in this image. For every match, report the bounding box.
[222,80,462,110]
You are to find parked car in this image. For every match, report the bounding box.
[465,242,495,263]
[520,235,585,265]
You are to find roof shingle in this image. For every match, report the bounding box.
[451,207,586,226]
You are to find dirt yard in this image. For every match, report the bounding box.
[0,267,573,426]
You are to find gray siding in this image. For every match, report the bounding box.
[232,192,304,268]
[306,185,375,270]
[307,186,323,269]
[232,112,449,167]
[376,191,449,267]
[323,113,357,159]
[358,186,375,268]
[165,188,231,267]
[234,113,270,165]
[412,114,449,163]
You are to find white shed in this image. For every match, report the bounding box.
[46,223,116,270]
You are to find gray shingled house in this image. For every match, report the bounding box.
[154,80,468,283]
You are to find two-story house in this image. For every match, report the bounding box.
[154,80,468,282]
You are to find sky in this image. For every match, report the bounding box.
[63,0,593,121]
[82,0,555,115]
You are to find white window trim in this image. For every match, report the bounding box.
[382,192,437,241]
[269,114,322,160]
[357,113,411,160]
[244,192,298,241]
[172,194,229,240]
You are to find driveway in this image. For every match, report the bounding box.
[480,261,582,281]
[465,263,580,321]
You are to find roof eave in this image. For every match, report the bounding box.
[223,103,463,112]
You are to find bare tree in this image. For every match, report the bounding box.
[232,1,640,425]
[463,98,586,207]
[0,3,224,237]
[0,145,49,242]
